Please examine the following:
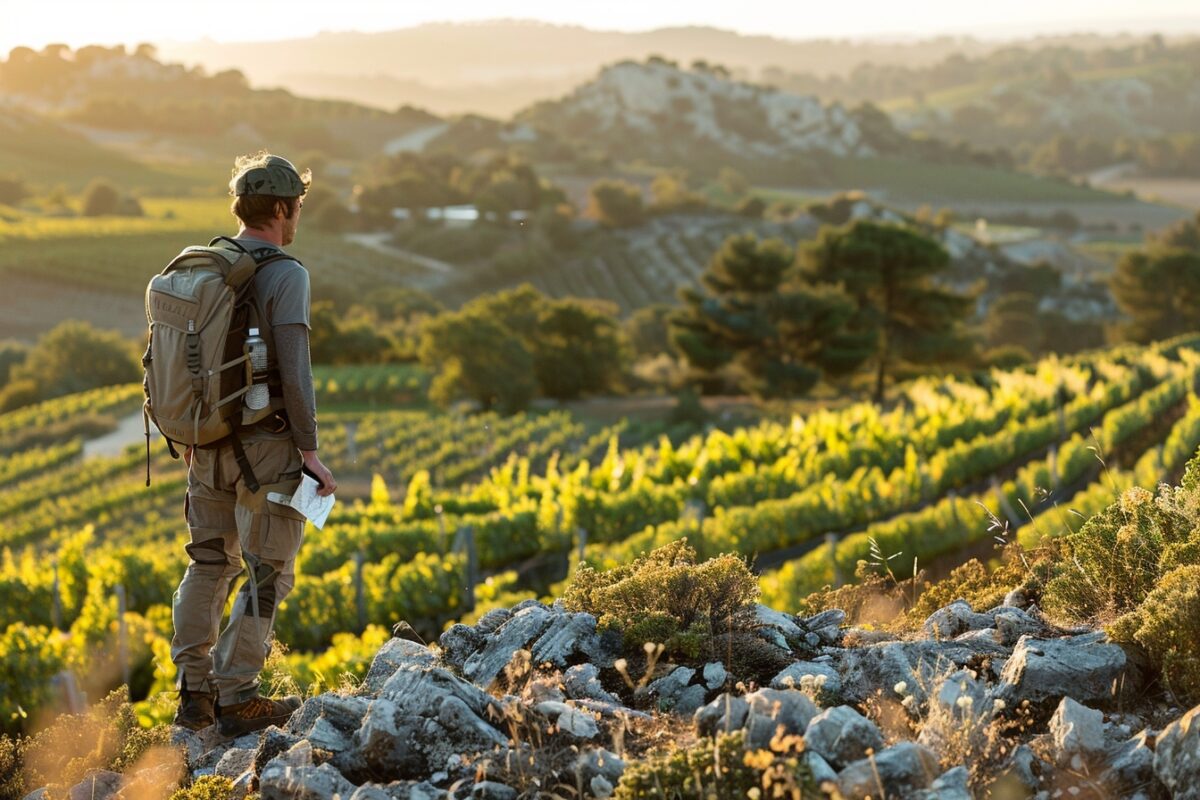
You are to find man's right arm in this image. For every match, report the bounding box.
[273,322,336,496]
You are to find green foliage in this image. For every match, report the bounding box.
[563,539,758,657]
[169,776,238,800]
[613,730,814,800]
[419,308,536,413]
[671,232,868,397]
[802,219,976,401]
[1043,482,1200,622]
[587,179,645,228]
[81,180,121,216]
[986,292,1042,353]
[1111,246,1200,343]
[0,177,29,207]
[0,342,29,389]
[532,299,624,401]
[1109,564,1200,705]
[0,320,139,412]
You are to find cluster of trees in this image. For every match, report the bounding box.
[418,286,623,412]
[672,222,974,401]
[1029,134,1200,178]
[310,288,442,365]
[1111,213,1200,343]
[0,322,140,412]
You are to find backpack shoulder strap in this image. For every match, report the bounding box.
[210,236,304,270]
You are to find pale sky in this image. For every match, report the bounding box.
[2,0,1197,54]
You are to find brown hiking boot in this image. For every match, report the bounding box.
[173,686,217,731]
[217,695,302,738]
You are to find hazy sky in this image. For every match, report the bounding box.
[2,0,1197,54]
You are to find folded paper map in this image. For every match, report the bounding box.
[266,474,335,529]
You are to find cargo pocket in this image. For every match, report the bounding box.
[257,480,306,562]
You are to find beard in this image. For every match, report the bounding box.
[282,216,298,246]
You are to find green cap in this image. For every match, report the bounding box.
[231,154,308,197]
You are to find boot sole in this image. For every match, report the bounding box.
[217,709,297,739]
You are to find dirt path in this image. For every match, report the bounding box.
[83,410,159,459]
[344,232,455,275]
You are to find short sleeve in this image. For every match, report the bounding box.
[268,263,311,329]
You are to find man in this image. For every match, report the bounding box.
[171,151,337,737]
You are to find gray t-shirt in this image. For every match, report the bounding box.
[235,236,318,450]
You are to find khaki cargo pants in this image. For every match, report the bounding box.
[170,431,306,705]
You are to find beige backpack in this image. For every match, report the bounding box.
[141,236,290,490]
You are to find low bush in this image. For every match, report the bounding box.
[1110,564,1200,706]
[563,539,758,658]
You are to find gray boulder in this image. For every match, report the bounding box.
[475,607,512,634]
[836,742,940,800]
[802,752,838,786]
[647,666,696,711]
[534,701,600,740]
[563,663,620,705]
[916,766,971,800]
[529,611,601,667]
[752,604,805,649]
[1102,731,1155,795]
[743,688,819,748]
[702,662,728,690]
[289,693,370,740]
[770,661,841,698]
[253,727,302,777]
[364,637,438,691]
[923,600,994,640]
[993,608,1049,646]
[471,782,517,800]
[349,782,442,800]
[837,639,1008,706]
[804,706,884,769]
[1048,697,1106,765]
[694,694,749,736]
[1154,705,1200,799]
[259,762,356,800]
[995,633,1144,709]
[67,771,122,800]
[215,747,256,780]
[463,605,554,687]
[575,748,626,789]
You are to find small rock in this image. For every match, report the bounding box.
[215,748,256,780]
[924,599,994,640]
[471,781,517,800]
[535,701,600,739]
[439,624,484,670]
[771,661,841,698]
[350,782,441,800]
[918,766,971,800]
[996,633,1144,709]
[674,685,707,717]
[475,607,512,634]
[364,638,438,691]
[563,663,620,705]
[1154,704,1200,799]
[802,752,838,786]
[308,718,352,753]
[694,694,749,736]
[836,742,940,800]
[702,662,727,690]
[800,608,846,631]
[67,771,122,800]
[259,762,356,800]
[993,744,1043,794]
[1102,731,1155,794]
[647,666,696,710]
[530,612,600,667]
[753,604,804,649]
[804,706,885,769]
[253,727,301,777]
[463,605,554,687]
[21,790,48,800]
[576,748,626,788]
[289,693,369,739]
[994,608,1048,646]
[743,688,819,749]
[1003,587,1032,608]
[1049,698,1106,763]
[590,775,615,799]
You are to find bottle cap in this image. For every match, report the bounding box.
[249,327,260,336]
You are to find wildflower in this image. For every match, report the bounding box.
[955,695,974,710]
[993,698,1007,713]
[894,681,908,695]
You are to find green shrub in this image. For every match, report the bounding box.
[563,539,758,657]
[169,776,237,800]
[613,730,815,800]
[1042,483,1198,623]
[1109,564,1200,705]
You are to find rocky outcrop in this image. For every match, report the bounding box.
[124,597,1198,800]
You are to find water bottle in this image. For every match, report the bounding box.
[244,328,270,410]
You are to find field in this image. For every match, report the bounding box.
[0,197,434,341]
[2,337,1200,729]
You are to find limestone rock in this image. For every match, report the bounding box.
[923,600,994,640]
[439,624,484,670]
[576,748,626,789]
[529,611,600,667]
[364,638,438,691]
[694,694,749,736]
[743,688,819,749]
[804,706,885,769]
[752,604,805,649]
[771,661,841,698]
[1048,698,1106,763]
[702,662,728,690]
[996,633,1144,709]
[836,742,940,800]
[836,639,1008,706]
[917,766,971,800]
[258,762,356,800]
[647,666,696,711]
[564,663,620,705]
[1102,731,1155,795]
[471,781,517,800]
[289,693,370,740]
[214,748,256,780]
[1154,704,1200,799]
[462,605,554,687]
[993,608,1049,647]
[534,701,600,740]
[67,771,122,800]
[253,727,302,777]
